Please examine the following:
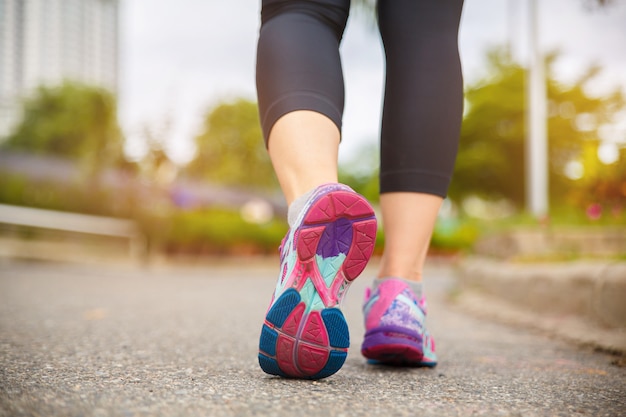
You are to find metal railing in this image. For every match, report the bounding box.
[0,203,146,260]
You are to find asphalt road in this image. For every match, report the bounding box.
[0,259,624,417]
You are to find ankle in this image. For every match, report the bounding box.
[376,270,423,282]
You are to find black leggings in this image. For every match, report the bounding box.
[256,0,464,197]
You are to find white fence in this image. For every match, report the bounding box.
[0,203,146,260]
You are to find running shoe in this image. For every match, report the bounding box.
[258,183,377,379]
[361,278,437,366]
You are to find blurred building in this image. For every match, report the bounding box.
[0,0,119,138]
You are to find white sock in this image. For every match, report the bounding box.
[287,187,317,228]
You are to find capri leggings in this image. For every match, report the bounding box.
[256,0,464,197]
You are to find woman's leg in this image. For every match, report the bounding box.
[361,0,464,366]
[255,0,377,380]
[267,111,339,206]
[377,0,464,282]
[256,0,350,205]
[378,192,443,281]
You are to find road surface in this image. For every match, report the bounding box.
[0,260,624,416]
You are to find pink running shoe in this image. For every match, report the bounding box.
[361,278,437,366]
[258,184,377,379]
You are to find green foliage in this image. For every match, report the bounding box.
[187,99,277,190]
[154,208,288,255]
[0,172,288,255]
[0,173,135,217]
[576,146,626,214]
[450,48,626,211]
[3,82,124,175]
[431,218,481,252]
[338,143,380,203]
[370,217,481,255]
[451,49,527,206]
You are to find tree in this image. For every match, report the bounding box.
[187,98,277,190]
[137,120,177,185]
[449,48,625,210]
[450,49,526,206]
[3,81,125,176]
[568,143,626,219]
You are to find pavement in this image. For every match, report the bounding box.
[1,258,625,417]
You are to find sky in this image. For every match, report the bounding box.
[118,0,626,165]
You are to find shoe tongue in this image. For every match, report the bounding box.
[376,277,423,301]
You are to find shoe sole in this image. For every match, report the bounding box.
[362,327,437,367]
[259,190,377,379]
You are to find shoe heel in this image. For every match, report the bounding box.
[259,291,351,379]
[302,191,377,280]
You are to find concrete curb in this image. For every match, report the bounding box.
[453,257,626,355]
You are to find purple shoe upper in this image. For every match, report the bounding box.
[362,278,437,366]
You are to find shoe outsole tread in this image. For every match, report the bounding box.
[259,188,376,379]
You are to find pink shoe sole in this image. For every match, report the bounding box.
[259,190,377,379]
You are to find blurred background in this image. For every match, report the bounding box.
[0,0,624,263]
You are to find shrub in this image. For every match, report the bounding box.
[155,208,288,255]
[430,218,481,253]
